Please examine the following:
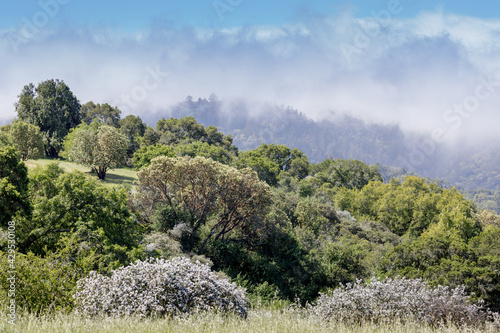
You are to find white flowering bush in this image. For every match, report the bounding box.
[73,257,248,318]
[310,277,492,327]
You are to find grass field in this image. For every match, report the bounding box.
[2,310,499,333]
[25,158,137,187]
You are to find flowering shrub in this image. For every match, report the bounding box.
[310,277,493,327]
[73,257,248,318]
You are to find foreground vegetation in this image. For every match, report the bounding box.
[2,309,500,333]
[2,79,500,330]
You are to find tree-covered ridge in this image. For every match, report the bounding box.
[2,80,500,319]
[163,95,500,193]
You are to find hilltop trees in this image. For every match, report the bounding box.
[131,116,238,169]
[66,124,129,180]
[4,121,44,161]
[311,159,383,190]
[15,79,81,157]
[236,143,310,185]
[119,115,147,156]
[81,102,121,127]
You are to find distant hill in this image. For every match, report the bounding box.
[146,95,500,193]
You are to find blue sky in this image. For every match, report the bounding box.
[1,0,499,30]
[1,0,500,143]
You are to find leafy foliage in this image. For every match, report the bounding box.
[119,115,147,157]
[16,164,142,270]
[4,121,44,160]
[132,144,176,170]
[15,79,81,157]
[236,143,310,185]
[0,147,31,227]
[311,159,382,190]
[135,156,271,254]
[81,101,121,127]
[66,125,129,179]
[0,251,90,314]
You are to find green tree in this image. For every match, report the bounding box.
[311,159,382,190]
[132,144,176,170]
[15,79,81,157]
[119,115,147,156]
[141,126,160,147]
[67,125,129,180]
[156,116,206,145]
[175,141,234,165]
[236,144,310,185]
[81,102,121,127]
[16,164,142,264]
[0,127,12,148]
[135,156,272,254]
[7,121,44,160]
[0,147,31,227]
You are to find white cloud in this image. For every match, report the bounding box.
[1,11,500,144]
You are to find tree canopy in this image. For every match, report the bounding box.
[5,121,44,161]
[81,102,121,127]
[0,146,31,227]
[66,124,129,179]
[236,143,310,185]
[15,79,81,157]
[135,156,272,254]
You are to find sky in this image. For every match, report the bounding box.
[1,0,500,144]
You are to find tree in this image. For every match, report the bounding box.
[236,143,310,185]
[156,116,205,145]
[16,164,142,265]
[311,159,382,190]
[119,115,147,156]
[135,156,272,254]
[0,126,12,148]
[67,125,129,180]
[7,121,44,160]
[0,147,31,227]
[141,126,160,147]
[175,141,234,165]
[132,144,176,170]
[15,79,81,157]
[81,102,121,127]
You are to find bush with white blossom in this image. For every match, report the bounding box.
[310,277,494,327]
[73,257,249,318]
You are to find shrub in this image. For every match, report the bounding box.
[310,277,493,327]
[73,257,249,318]
[0,251,85,314]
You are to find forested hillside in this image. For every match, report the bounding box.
[2,80,500,322]
[155,95,500,194]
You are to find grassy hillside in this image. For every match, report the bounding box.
[25,158,137,187]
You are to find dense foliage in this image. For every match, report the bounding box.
[15,79,81,157]
[2,82,500,326]
[65,124,129,179]
[0,147,31,227]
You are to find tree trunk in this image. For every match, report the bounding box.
[97,167,106,180]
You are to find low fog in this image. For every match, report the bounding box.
[1,10,500,147]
